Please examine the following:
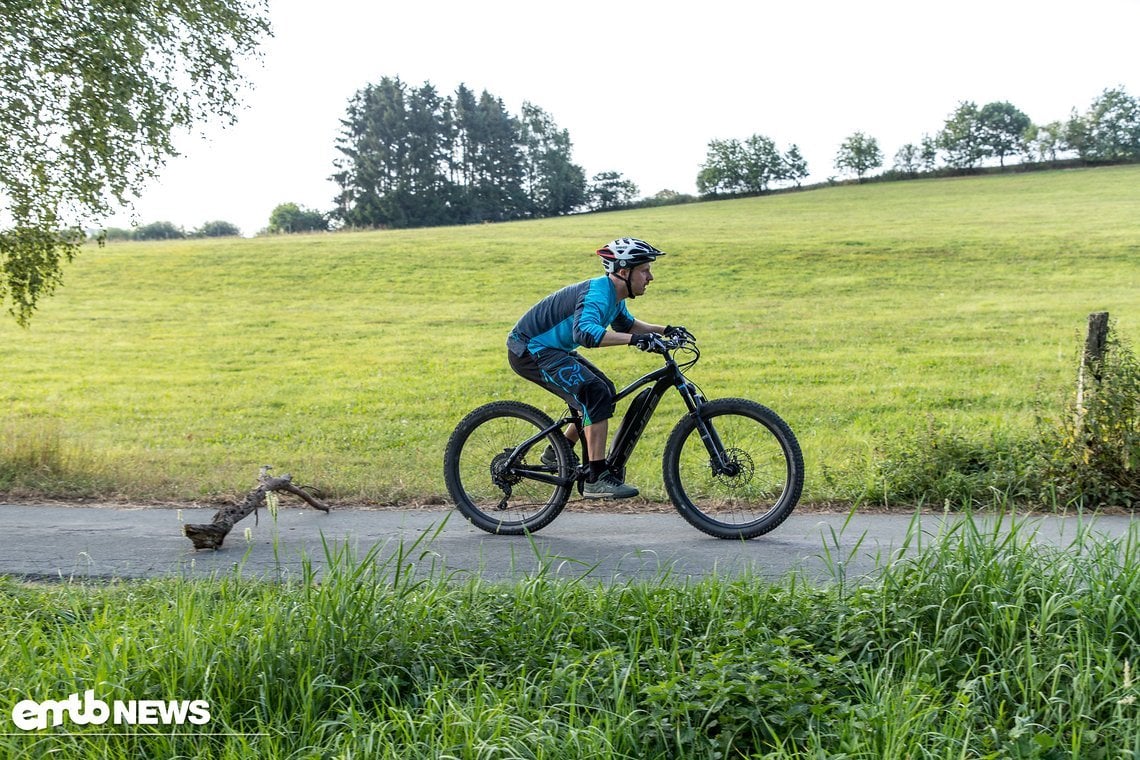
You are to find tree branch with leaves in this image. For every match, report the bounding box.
[1,0,271,325]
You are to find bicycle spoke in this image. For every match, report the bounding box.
[664,399,802,538]
[445,402,573,534]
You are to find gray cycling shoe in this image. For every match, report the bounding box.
[583,471,639,499]
[540,444,579,470]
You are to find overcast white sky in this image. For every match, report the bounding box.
[101,0,1140,236]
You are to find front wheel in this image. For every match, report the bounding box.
[443,401,574,535]
[663,398,803,539]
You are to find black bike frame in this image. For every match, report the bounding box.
[505,350,735,489]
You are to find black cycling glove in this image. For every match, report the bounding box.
[629,333,658,352]
[664,325,694,341]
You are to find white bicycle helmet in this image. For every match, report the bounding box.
[596,237,666,273]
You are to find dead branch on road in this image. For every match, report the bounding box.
[183,466,329,550]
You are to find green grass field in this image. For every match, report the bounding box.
[2,166,1138,504]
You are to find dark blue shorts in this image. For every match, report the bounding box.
[508,348,617,425]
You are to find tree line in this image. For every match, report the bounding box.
[100,203,332,241]
[118,83,1140,239]
[125,81,1131,237]
[827,87,1140,184]
[695,137,809,194]
[326,79,1140,229]
[101,220,242,241]
[330,77,638,230]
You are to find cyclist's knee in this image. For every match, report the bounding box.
[578,377,616,424]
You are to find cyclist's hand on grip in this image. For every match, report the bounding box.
[664,325,694,342]
[629,333,660,352]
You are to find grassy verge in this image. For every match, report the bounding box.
[2,166,1139,506]
[2,513,1137,758]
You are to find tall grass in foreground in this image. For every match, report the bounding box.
[2,514,1138,758]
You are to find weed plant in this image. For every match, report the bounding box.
[2,514,1138,758]
[863,416,1044,508]
[1038,327,1140,508]
[865,323,1139,511]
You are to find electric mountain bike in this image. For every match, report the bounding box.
[442,335,803,539]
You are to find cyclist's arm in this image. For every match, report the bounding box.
[596,319,667,347]
[630,318,667,334]
[596,330,637,347]
[576,281,666,347]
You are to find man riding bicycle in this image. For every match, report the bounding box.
[506,237,691,499]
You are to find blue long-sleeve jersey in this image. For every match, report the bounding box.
[507,276,635,356]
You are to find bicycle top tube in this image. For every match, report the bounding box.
[613,363,675,403]
[561,338,692,415]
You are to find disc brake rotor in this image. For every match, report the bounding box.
[490,449,524,489]
[713,447,755,489]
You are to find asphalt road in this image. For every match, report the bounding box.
[0,502,1135,585]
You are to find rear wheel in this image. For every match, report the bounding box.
[443,401,574,535]
[663,398,803,539]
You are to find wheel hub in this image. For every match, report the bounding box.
[713,448,754,488]
[490,449,524,489]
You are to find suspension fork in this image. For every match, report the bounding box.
[677,382,740,477]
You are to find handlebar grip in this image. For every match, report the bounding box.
[641,333,696,354]
[658,335,692,353]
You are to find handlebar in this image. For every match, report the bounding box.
[631,326,696,356]
[648,333,697,357]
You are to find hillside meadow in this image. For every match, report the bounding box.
[2,166,1138,505]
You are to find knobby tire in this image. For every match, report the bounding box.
[663,397,803,539]
[443,401,574,535]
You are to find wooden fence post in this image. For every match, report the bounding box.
[1076,311,1110,422]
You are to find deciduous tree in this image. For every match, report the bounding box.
[1066,87,1140,161]
[195,221,242,238]
[740,134,786,192]
[977,101,1032,167]
[938,102,986,169]
[1,0,271,325]
[920,134,939,172]
[1026,121,1067,163]
[783,144,809,187]
[893,144,921,175]
[835,132,883,181]
[134,221,185,241]
[588,172,639,210]
[268,203,328,234]
[696,138,746,195]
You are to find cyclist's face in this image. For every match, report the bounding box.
[629,263,654,296]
